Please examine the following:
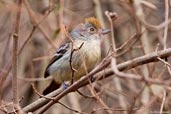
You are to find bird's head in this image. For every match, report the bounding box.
[70,17,110,40]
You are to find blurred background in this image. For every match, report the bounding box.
[0,0,171,114]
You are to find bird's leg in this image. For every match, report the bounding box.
[90,75,95,82]
[62,81,69,90]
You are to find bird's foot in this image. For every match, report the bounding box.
[62,81,69,90]
[90,76,95,82]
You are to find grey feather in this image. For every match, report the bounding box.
[44,43,70,78]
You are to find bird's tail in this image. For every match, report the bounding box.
[43,80,61,95]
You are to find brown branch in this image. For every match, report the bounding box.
[106,11,131,111]
[135,95,159,114]
[87,85,113,114]
[58,101,88,114]
[23,48,171,113]
[18,26,36,55]
[63,26,74,43]
[0,107,8,113]
[159,91,166,114]
[157,57,171,67]
[69,42,84,84]
[163,0,169,50]
[91,107,139,114]
[64,25,88,85]
[31,84,55,100]
[17,75,52,82]
[23,88,63,113]
[23,0,57,49]
[0,0,55,100]
[128,85,146,114]
[105,11,118,52]
[116,33,142,57]
[12,0,22,113]
[76,90,95,99]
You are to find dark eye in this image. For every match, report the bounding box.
[90,27,95,31]
[88,27,96,33]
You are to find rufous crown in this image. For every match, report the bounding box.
[85,17,101,29]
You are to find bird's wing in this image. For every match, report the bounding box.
[44,43,71,78]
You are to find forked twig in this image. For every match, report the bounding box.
[69,42,84,84]
[76,90,95,99]
[31,84,55,100]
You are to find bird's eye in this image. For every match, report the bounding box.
[90,27,95,31]
[88,27,96,33]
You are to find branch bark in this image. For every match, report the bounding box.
[12,0,22,107]
[23,48,171,113]
[12,0,23,113]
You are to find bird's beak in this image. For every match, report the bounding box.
[100,29,111,35]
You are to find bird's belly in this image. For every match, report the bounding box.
[71,44,101,80]
[52,41,101,83]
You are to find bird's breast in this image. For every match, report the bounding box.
[50,40,102,82]
[73,40,101,71]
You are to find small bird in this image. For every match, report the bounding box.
[43,17,110,95]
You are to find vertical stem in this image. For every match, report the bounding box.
[159,91,166,114]
[12,0,22,106]
[105,11,127,114]
[13,33,19,104]
[164,0,169,50]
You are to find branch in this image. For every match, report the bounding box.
[12,0,22,113]
[23,0,57,49]
[23,48,171,113]
[69,42,84,84]
[11,0,27,114]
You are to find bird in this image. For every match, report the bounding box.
[43,17,110,95]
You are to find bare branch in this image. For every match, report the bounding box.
[23,48,171,113]
[58,101,88,114]
[12,0,23,113]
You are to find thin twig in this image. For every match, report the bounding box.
[163,0,171,77]
[105,11,128,113]
[116,33,138,52]
[136,95,159,114]
[31,84,55,100]
[18,76,52,82]
[69,42,84,84]
[159,91,166,114]
[140,1,157,10]
[128,85,146,114]
[140,17,171,31]
[23,0,57,49]
[88,85,113,114]
[63,26,74,43]
[157,57,171,67]
[58,101,88,114]
[76,90,95,99]
[0,97,24,112]
[64,25,89,85]
[0,107,8,113]
[18,26,36,55]
[0,0,55,98]
[91,107,139,114]
[163,0,169,50]
[105,11,117,52]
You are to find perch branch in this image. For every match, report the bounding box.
[23,48,171,113]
